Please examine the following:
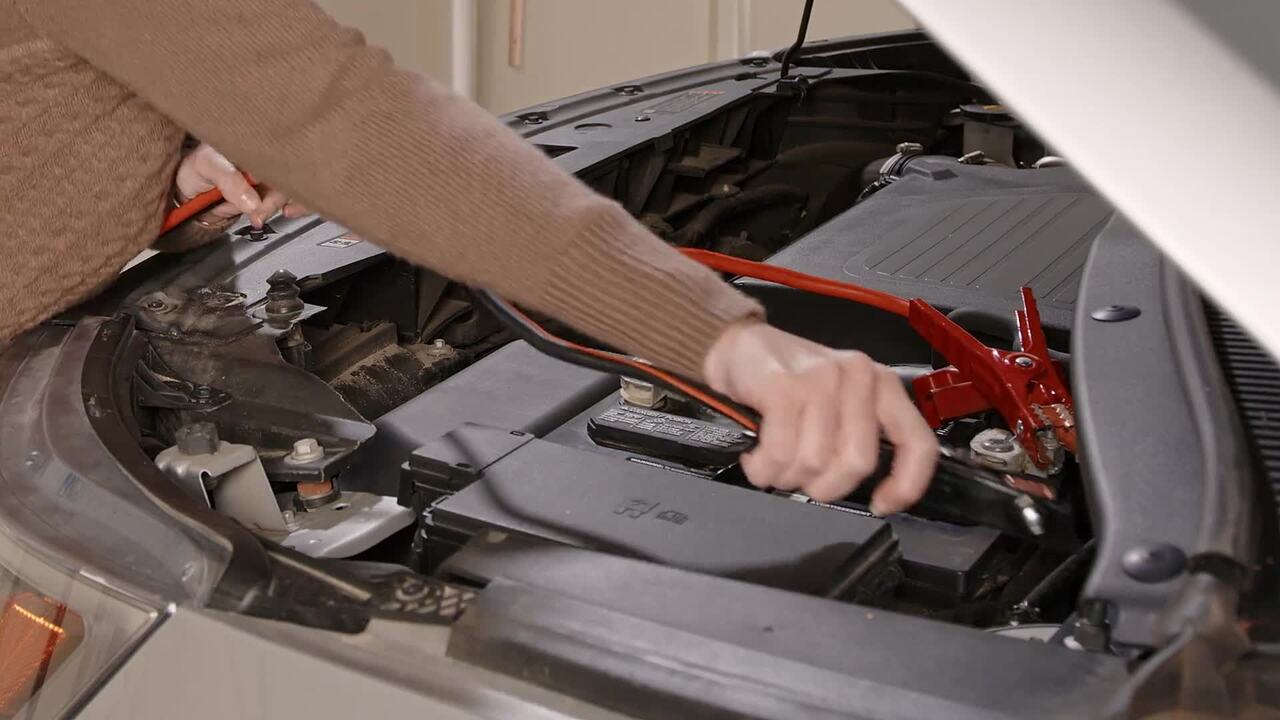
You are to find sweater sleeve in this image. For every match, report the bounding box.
[17,0,761,380]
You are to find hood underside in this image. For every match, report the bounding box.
[899,0,1280,361]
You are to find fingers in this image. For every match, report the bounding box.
[867,367,938,516]
[802,352,879,503]
[283,202,310,218]
[740,390,803,491]
[174,143,306,228]
[208,160,263,222]
[704,323,936,511]
[775,362,839,491]
[206,201,242,220]
[252,188,289,227]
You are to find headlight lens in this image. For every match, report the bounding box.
[0,325,206,718]
[0,533,159,720]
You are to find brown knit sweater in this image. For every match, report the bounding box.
[1,0,761,379]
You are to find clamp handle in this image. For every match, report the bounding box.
[159,172,258,234]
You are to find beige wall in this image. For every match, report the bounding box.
[476,0,717,113]
[313,0,914,114]
[313,0,453,79]
[744,0,915,49]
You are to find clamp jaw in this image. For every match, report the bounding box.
[910,288,1077,471]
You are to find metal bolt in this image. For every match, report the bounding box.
[980,435,1016,454]
[620,377,667,409]
[424,338,453,358]
[1122,543,1187,582]
[634,114,652,122]
[146,299,166,311]
[895,141,924,155]
[282,509,297,527]
[286,437,325,464]
[1014,356,1036,369]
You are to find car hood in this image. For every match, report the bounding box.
[899,0,1280,359]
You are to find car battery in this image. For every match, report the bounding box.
[404,424,900,602]
[586,403,754,468]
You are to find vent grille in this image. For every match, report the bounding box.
[1205,305,1280,520]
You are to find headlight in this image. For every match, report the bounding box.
[0,323,234,718]
[0,532,158,719]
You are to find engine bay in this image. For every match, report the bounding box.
[115,60,1124,642]
[362,150,1099,628]
[97,36,1228,653]
[0,26,1262,720]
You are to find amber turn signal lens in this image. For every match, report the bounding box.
[0,592,85,717]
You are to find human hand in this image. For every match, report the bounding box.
[174,143,307,228]
[704,320,938,513]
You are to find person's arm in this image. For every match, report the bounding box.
[18,0,756,380]
[19,0,938,511]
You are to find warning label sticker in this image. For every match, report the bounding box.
[318,233,362,248]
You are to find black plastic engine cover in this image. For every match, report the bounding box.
[741,157,1112,349]
[422,425,898,600]
[344,341,615,496]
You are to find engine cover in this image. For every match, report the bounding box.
[743,157,1112,342]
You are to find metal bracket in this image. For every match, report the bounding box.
[266,491,414,559]
[155,440,256,506]
[155,440,286,532]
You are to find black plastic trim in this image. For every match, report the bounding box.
[447,536,1128,720]
[80,316,276,606]
[1073,216,1256,646]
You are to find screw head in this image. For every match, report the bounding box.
[1013,356,1036,369]
[634,114,652,122]
[287,437,325,463]
[1122,543,1187,582]
[980,436,1016,453]
[1091,304,1141,322]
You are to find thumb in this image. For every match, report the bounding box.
[202,151,262,220]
